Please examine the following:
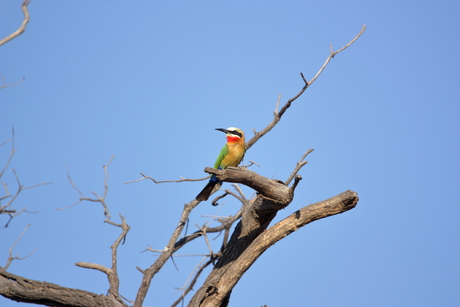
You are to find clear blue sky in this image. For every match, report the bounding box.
[1,1,459,307]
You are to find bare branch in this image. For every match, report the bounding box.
[246,24,366,150]
[171,258,212,307]
[75,262,112,276]
[0,137,11,148]
[285,148,314,186]
[62,157,128,301]
[189,190,359,307]
[0,128,16,179]
[274,94,282,114]
[1,129,50,227]
[0,75,25,90]
[308,24,366,87]
[241,160,260,168]
[204,167,292,203]
[195,223,214,257]
[75,213,129,303]
[3,223,35,270]
[210,183,247,206]
[174,208,242,253]
[0,268,128,307]
[58,156,115,221]
[107,214,130,298]
[124,172,209,184]
[133,198,243,307]
[1,167,50,227]
[133,198,201,307]
[0,0,31,46]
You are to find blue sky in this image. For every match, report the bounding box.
[1,1,459,307]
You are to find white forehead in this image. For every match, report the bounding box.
[225,127,242,138]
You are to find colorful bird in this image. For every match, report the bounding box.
[196,127,246,201]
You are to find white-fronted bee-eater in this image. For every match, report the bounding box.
[196,127,246,201]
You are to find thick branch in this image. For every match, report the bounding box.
[0,268,127,307]
[107,214,130,297]
[189,190,359,307]
[203,167,292,204]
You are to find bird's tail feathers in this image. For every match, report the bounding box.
[196,180,222,201]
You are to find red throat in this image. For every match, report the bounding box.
[226,136,241,143]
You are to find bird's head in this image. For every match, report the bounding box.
[215,127,245,142]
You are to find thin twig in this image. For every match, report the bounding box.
[133,199,201,307]
[195,223,213,257]
[0,128,17,178]
[124,173,209,184]
[285,149,314,185]
[173,209,242,254]
[57,156,115,221]
[308,24,366,87]
[1,166,50,226]
[246,24,366,150]
[0,138,11,148]
[274,94,282,114]
[171,258,212,307]
[0,75,25,90]
[241,160,260,168]
[4,223,36,270]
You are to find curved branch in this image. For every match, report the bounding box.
[246,24,366,150]
[133,199,201,307]
[58,156,114,222]
[203,167,291,203]
[0,0,31,47]
[3,224,35,270]
[190,190,359,307]
[75,262,112,275]
[285,148,314,185]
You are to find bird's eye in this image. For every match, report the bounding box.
[229,130,242,138]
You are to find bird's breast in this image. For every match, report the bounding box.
[221,142,245,167]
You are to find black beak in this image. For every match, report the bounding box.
[215,128,228,134]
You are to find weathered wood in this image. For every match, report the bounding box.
[189,190,359,307]
[204,167,292,203]
[0,269,126,307]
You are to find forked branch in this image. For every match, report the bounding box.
[58,155,115,223]
[190,191,359,307]
[246,24,366,150]
[3,224,36,270]
[75,214,130,302]
[1,129,51,227]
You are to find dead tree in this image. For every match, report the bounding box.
[0,21,365,307]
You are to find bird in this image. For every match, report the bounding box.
[196,127,246,201]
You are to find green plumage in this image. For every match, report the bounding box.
[214,144,229,168]
[196,127,246,202]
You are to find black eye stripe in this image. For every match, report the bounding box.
[228,130,242,138]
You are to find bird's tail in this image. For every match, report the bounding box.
[196,179,222,201]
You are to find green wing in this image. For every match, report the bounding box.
[213,144,229,169]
